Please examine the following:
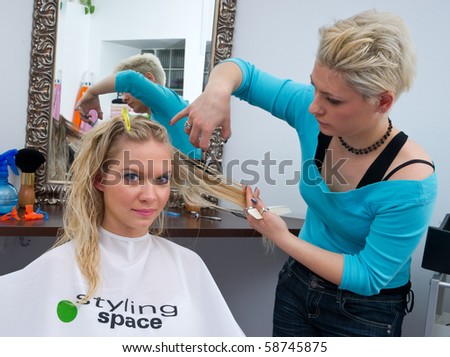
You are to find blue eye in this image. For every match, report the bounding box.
[124,172,140,183]
[154,174,170,185]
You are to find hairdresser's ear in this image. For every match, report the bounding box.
[144,72,156,83]
[377,91,395,113]
[93,172,104,191]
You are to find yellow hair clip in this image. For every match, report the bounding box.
[121,107,131,131]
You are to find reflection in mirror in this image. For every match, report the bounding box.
[26,0,236,204]
[50,0,214,181]
[47,114,80,182]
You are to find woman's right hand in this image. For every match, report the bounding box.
[170,89,232,150]
[170,61,241,151]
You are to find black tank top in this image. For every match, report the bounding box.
[314,132,434,189]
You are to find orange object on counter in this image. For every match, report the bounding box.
[1,207,20,222]
[23,204,44,221]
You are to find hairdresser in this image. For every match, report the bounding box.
[171,10,438,336]
[76,53,202,160]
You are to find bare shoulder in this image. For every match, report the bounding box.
[387,137,435,181]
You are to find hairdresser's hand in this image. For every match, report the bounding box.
[244,186,290,243]
[170,60,244,150]
[76,90,104,123]
[170,88,232,151]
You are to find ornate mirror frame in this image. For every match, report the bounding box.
[25,0,237,204]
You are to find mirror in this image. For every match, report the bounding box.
[25,0,237,204]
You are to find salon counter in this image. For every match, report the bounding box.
[0,205,303,238]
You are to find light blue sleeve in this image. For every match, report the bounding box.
[341,176,438,295]
[116,70,188,121]
[115,70,202,159]
[224,58,314,130]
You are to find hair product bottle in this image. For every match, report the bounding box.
[0,149,19,214]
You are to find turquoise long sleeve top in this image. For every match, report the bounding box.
[116,70,202,159]
[229,58,438,295]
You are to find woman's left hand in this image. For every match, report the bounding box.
[244,186,289,243]
[75,90,103,123]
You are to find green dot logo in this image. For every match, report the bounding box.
[57,300,78,323]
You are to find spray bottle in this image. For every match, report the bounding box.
[0,149,19,214]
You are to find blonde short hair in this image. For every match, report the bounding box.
[317,10,416,100]
[114,53,166,86]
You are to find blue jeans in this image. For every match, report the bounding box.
[273,257,411,337]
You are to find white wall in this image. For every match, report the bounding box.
[0,1,34,189]
[55,2,91,122]
[2,0,450,337]
[224,0,450,336]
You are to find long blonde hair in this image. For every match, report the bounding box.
[55,116,245,302]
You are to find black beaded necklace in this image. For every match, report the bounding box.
[338,118,393,155]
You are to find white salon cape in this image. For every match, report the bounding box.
[0,228,244,337]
